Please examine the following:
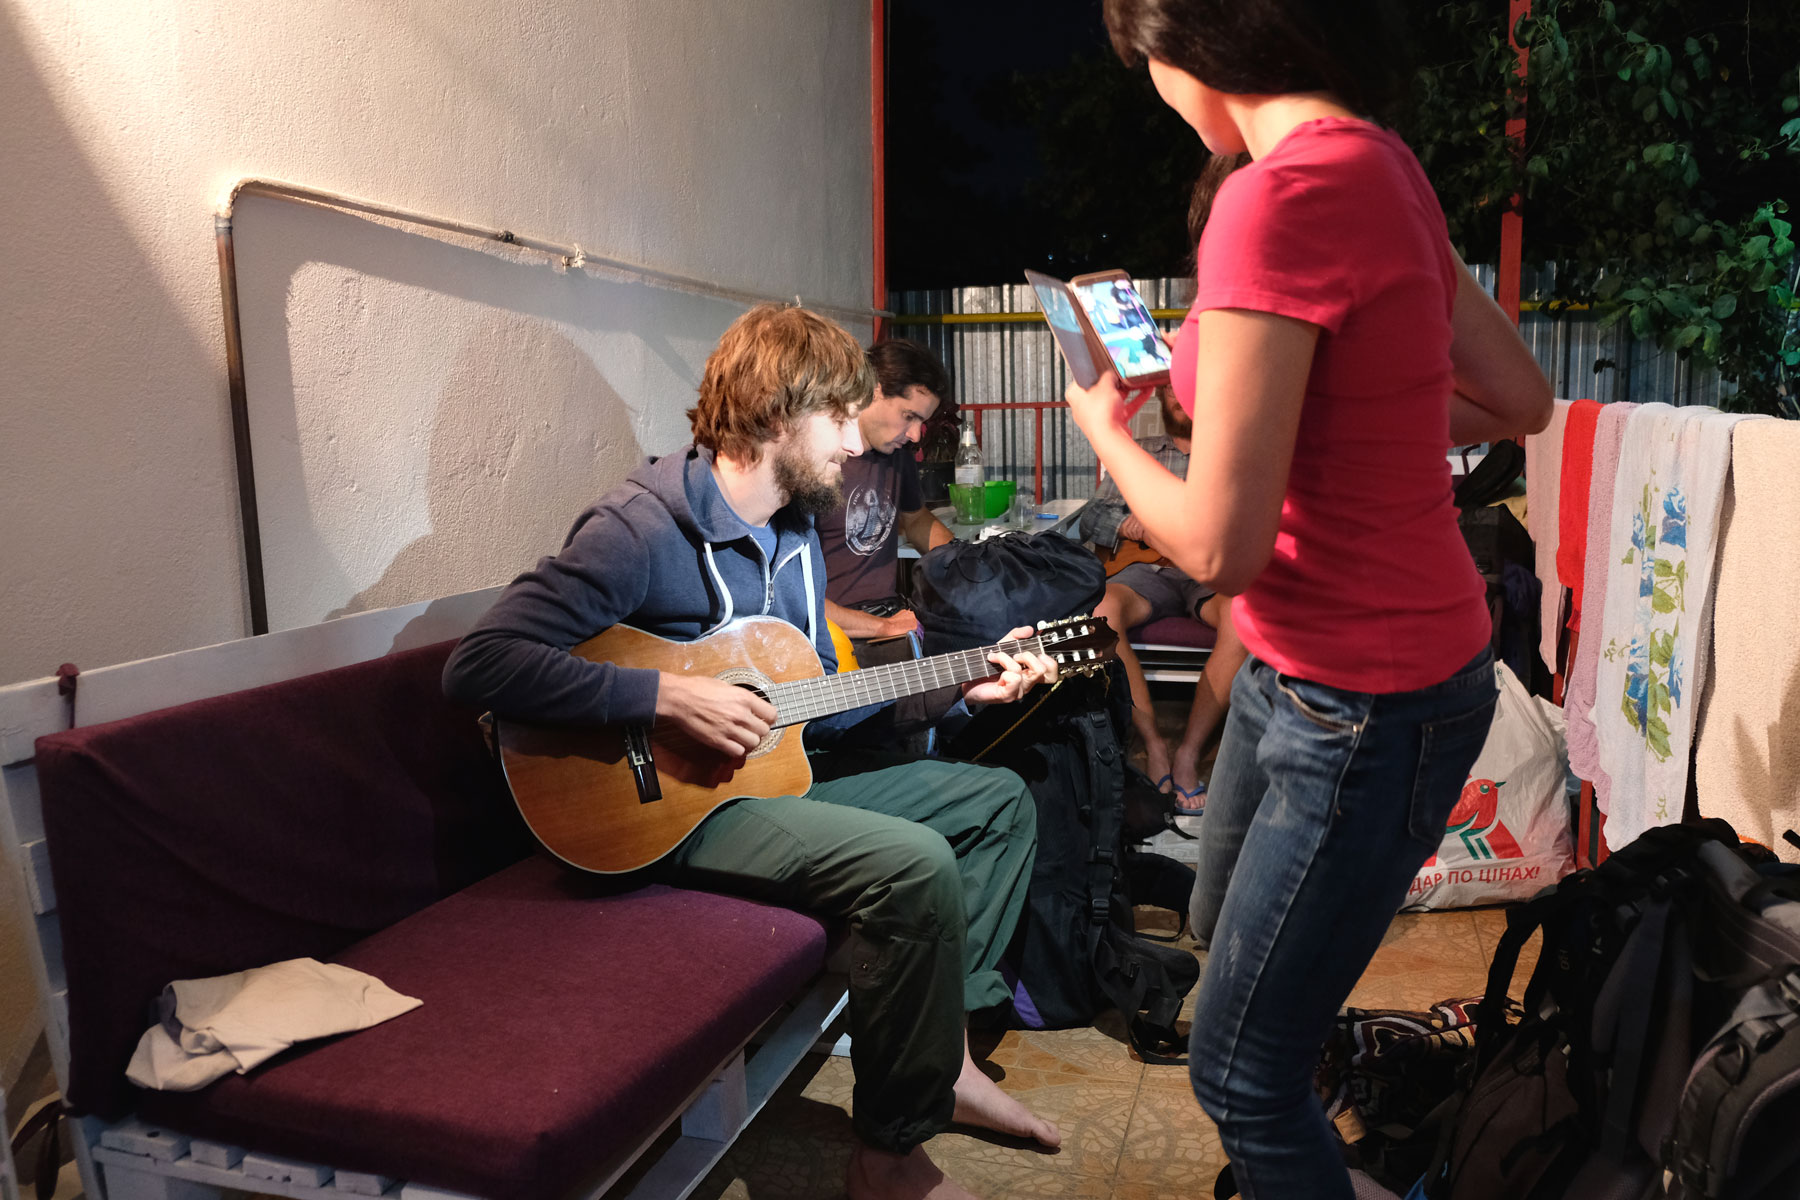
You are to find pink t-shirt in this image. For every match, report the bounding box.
[1173,117,1490,693]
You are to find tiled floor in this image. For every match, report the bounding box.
[684,686,1539,1200]
[689,907,1526,1200]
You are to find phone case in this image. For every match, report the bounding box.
[1068,270,1173,390]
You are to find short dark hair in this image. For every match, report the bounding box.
[689,304,874,465]
[1102,0,1410,126]
[867,339,952,411]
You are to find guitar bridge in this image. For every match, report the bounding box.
[625,725,661,804]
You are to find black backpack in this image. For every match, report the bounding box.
[911,532,1200,1062]
[1424,819,1800,1200]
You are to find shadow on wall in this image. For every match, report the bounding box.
[232,195,746,631]
[325,329,637,620]
[0,7,248,687]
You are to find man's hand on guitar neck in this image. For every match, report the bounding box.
[654,672,778,757]
[961,625,1061,707]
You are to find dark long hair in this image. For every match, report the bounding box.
[1102,0,1410,126]
[1187,150,1253,250]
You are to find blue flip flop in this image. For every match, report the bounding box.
[1153,773,1176,795]
[1174,780,1207,814]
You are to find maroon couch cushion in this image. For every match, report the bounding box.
[1130,616,1217,650]
[35,641,535,1117]
[138,857,829,1200]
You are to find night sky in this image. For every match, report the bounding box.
[885,1,1175,290]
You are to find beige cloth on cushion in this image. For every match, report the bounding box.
[1695,418,1800,863]
[1525,400,1572,674]
[126,958,422,1091]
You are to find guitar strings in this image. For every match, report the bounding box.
[764,637,1040,726]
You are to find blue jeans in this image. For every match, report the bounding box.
[1187,648,1497,1199]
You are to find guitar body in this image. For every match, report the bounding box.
[1097,537,1165,576]
[494,612,1118,876]
[496,618,821,875]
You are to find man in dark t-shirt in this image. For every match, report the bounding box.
[817,339,955,641]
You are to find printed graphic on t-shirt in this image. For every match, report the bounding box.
[843,484,898,557]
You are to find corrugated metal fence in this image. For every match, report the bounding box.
[888,268,1734,500]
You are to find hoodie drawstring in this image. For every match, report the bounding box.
[799,547,818,648]
[700,542,735,635]
[701,537,817,651]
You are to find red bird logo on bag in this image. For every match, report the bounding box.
[1423,778,1522,867]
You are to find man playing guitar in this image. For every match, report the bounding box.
[443,303,1062,1200]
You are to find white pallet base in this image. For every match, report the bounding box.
[617,975,848,1200]
[94,1140,455,1199]
[1,1087,19,1200]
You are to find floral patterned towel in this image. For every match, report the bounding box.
[1593,404,1765,848]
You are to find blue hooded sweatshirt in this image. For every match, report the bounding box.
[443,444,880,738]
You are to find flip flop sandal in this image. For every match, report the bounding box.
[1174,780,1207,814]
[1153,773,1176,794]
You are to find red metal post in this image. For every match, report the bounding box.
[1497,0,1531,327]
[1033,409,1045,504]
[870,0,887,340]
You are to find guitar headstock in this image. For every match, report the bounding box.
[1033,614,1119,678]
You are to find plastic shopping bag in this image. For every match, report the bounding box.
[1404,661,1575,910]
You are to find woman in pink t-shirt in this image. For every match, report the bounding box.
[1068,2,1554,1196]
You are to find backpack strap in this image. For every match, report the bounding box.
[1074,705,1192,1065]
[1473,884,1572,1067]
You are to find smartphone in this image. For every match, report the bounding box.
[1024,268,1173,391]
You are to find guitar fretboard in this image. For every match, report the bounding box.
[765,637,1045,726]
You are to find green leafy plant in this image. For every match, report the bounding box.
[1407,0,1800,414]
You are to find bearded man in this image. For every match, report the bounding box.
[444,304,1062,1200]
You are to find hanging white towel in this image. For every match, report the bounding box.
[1592,405,1764,848]
[1695,418,1800,862]
[125,958,421,1091]
[1525,400,1572,674]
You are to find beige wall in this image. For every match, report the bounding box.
[0,0,871,1091]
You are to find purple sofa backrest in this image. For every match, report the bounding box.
[34,640,533,1117]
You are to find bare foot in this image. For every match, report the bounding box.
[1144,736,1173,792]
[953,1051,1062,1148]
[1171,741,1205,800]
[848,1144,979,1200]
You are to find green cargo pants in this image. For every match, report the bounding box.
[653,749,1036,1153]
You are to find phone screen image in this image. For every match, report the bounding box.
[1072,280,1171,382]
[1024,270,1103,388]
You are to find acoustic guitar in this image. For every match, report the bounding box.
[1097,537,1165,576]
[495,614,1118,874]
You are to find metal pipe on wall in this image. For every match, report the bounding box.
[214,176,890,635]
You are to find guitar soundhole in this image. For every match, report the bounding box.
[714,668,782,758]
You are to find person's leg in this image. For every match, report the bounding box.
[808,753,1036,1015]
[1187,651,1497,1200]
[664,791,967,1152]
[1171,592,1249,802]
[1186,657,1273,950]
[1098,566,1177,788]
